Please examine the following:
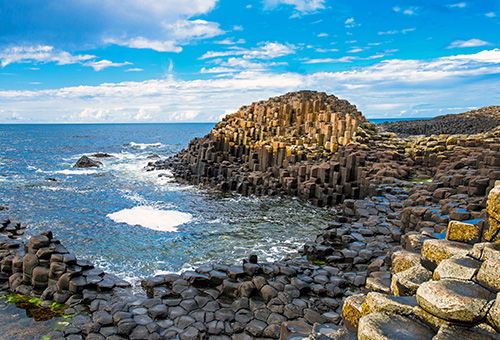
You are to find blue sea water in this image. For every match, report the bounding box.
[0,123,336,283]
[368,118,431,124]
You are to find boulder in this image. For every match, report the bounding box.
[487,293,499,332]
[91,153,113,158]
[74,156,102,168]
[433,324,500,340]
[416,279,494,323]
[391,250,421,274]
[485,182,500,242]
[342,293,366,332]
[477,258,500,291]
[361,292,417,316]
[433,255,481,281]
[421,239,472,266]
[357,312,434,340]
[391,264,432,296]
[446,221,481,244]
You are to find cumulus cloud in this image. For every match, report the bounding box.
[447,2,466,8]
[392,6,419,15]
[0,45,95,67]
[1,0,221,52]
[1,49,498,122]
[105,19,224,52]
[344,17,360,28]
[263,0,326,14]
[104,37,182,53]
[200,42,296,60]
[83,60,133,71]
[378,28,416,35]
[448,39,490,48]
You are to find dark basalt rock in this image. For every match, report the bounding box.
[91,153,114,158]
[378,106,500,137]
[73,155,102,168]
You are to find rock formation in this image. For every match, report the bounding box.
[74,155,102,168]
[1,91,499,339]
[332,181,500,340]
[378,106,500,137]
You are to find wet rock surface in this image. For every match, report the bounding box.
[74,156,102,168]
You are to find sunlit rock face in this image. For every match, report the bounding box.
[148,91,387,206]
[211,90,367,158]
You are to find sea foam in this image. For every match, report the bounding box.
[107,206,192,232]
[54,169,99,175]
[127,142,165,150]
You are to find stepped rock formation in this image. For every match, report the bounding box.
[148,91,406,206]
[378,106,500,137]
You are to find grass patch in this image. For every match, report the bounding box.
[312,260,327,265]
[1,294,69,321]
[411,178,433,184]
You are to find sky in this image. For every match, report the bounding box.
[0,0,499,123]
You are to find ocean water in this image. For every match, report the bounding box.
[369,118,431,124]
[0,124,336,284]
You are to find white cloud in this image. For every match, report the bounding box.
[233,25,244,31]
[317,33,329,37]
[1,49,499,122]
[315,48,339,53]
[378,28,416,35]
[105,37,182,52]
[164,19,224,40]
[105,19,223,52]
[348,48,363,53]
[448,39,490,48]
[84,60,132,71]
[125,68,144,72]
[3,0,221,52]
[200,42,296,60]
[0,45,95,67]
[344,17,360,28]
[215,38,246,45]
[393,6,419,15]
[447,2,466,8]
[263,0,325,14]
[200,67,238,74]
[485,12,496,18]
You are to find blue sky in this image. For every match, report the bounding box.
[0,0,499,123]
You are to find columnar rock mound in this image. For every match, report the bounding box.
[378,106,500,137]
[214,90,366,154]
[148,91,394,205]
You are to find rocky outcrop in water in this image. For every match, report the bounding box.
[74,156,102,168]
[378,106,500,137]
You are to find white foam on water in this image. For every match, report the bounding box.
[107,206,192,232]
[128,142,165,150]
[54,169,99,175]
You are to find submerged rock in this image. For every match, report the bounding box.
[73,156,102,168]
[91,153,114,158]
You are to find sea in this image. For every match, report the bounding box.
[0,123,338,284]
[0,119,424,338]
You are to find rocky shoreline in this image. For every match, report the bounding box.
[378,106,500,137]
[0,91,499,339]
